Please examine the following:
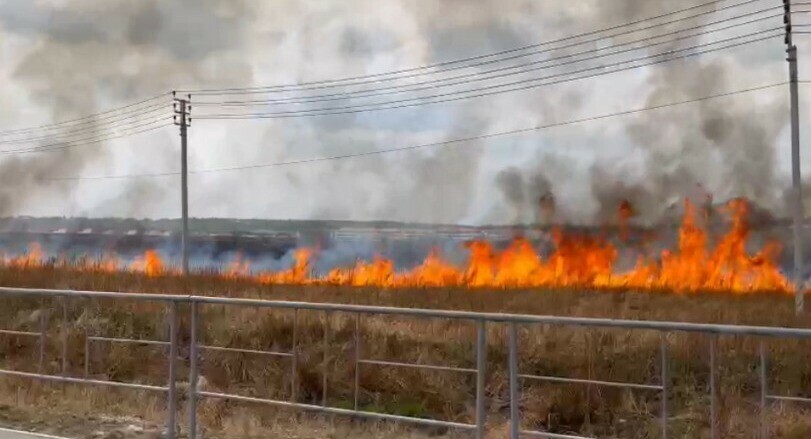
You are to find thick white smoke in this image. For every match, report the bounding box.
[0,0,805,225]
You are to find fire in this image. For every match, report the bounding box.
[257,248,312,284]
[5,243,46,269]
[129,250,165,277]
[0,198,795,294]
[225,252,251,279]
[265,198,791,293]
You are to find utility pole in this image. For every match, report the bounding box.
[173,92,191,276]
[785,0,804,314]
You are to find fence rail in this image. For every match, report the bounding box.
[0,286,810,438]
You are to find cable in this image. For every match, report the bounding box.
[0,117,173,154]
[48,169,180,181]
[0,117,174,155]
[0,93,171,136]
[0,104,172,145]
[196,10,780,107]
[181,0,763,95]
[0,99,172,140]
[201,10,779,106]
[195,30,780,119]
[198,30,778,119]
[207,2,779,100]
[44,82,786,181]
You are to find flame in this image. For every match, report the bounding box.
[258,248,312,284]
[97,253,123,273]
[225,252,251,279]
[130,250,165,277]
[255,198,790,293]
[0,198,795,294]
[5,243,46,268]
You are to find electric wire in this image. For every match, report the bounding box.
[194,30,780,119]
[0,104,173,145]
[44,82,787,181]
[0,93,172,136]
[195,10,780,108]
[0,117,174,155]
[181,0,765,95]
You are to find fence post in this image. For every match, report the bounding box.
[291,308,298,402]
[84,331,91,378]
[61,300,68,377]
[476,320,487,439]
[322,311,330,407]
[353,313,361,411]
[167,301,178,439]
[508,322,519,439]
[189,300,199,439]
[759,341,768,439]
[709,336,717,439]
[661,333,668,439]
[38,299,46,373]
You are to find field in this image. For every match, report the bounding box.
[0,265,810,438]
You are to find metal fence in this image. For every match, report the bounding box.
[0,286,810,439]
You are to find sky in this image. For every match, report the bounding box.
[0,0,809,226]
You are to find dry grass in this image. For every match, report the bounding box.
[0,265,811,438]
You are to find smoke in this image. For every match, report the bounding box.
[492,0,789,226]
[618,61,785,221]
[594,0,786,223]
[494,155,564,224]
[0,0,793,226]
[0,0,255,217]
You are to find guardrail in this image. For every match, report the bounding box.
[0,286,810,439]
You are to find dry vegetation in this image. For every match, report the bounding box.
[1,265,811,438]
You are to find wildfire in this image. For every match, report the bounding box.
[0,198,795,294]
[6,242,45,269]
[129,250,166,277]
[225,252,251,278]
[257,248,312,284]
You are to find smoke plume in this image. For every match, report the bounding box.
[0,0,794,225]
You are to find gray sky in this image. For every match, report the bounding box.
[0,0,808,225]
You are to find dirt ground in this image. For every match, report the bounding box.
[0,388,465,439]
[0,402,162,439]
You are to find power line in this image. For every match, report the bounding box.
[0,117,174,155]
[45,82,786,181]
[193,0,767,98]
[0,104,172,145]
[180,0,762,95]
[195,30,780,120]
[0,1,791,172]
[196,10,779,108]
[0,93,171,137]
[48,169,180,181]
[0,0,784,141]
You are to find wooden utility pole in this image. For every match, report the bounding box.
[784,0,805,313]
[173,92,191,275]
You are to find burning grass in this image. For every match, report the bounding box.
[0,199,798,296]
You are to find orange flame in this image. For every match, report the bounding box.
[254,198,790,293]
[0,198,794,294]
[225,252,251,279]
[258,248,312,284]
[130,250,165,277]
[6,243,45,268]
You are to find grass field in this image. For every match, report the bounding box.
[0,265,810,438]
